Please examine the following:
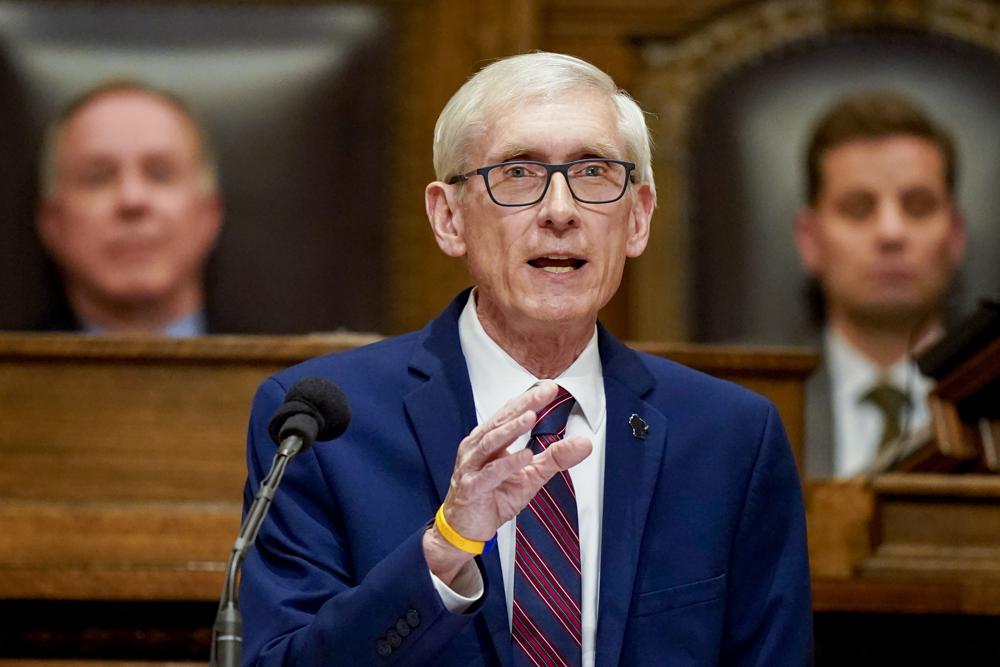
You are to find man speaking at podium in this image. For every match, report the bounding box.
[240,52,811,666]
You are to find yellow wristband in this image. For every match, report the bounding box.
[434,505,485,555]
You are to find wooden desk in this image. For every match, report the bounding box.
[807,477,1000,615]
[4,333,999,663]
[0,333,815,606]
[0,333,373,603]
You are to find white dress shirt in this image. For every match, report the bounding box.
[826,328,933,477]
[433,291,607,667]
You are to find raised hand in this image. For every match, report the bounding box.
[423,381,592,586]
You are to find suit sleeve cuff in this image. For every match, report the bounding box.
[430,559,484,613]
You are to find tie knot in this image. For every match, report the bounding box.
[861,382,909,417]
[861,381,910,451]
[531,386,576,438]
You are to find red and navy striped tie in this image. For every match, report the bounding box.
[512,386,582,667]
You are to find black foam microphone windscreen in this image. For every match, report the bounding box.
[267,376,351,447]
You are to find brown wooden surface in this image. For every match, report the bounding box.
[633,341,817,460]
[862,474,1000,580]
[933,336,1000,403]
[0,333,375,505]
[11,334,1000,617]
[812,576,1000,615]
[0,500,235,600]
[806,476,1000,614]
[0,333,369,602]
[0,332,815,603]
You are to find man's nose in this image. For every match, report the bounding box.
[539,171,577,228]
[115,172,152,215]
[874,200,908,243]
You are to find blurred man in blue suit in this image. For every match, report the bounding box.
[240,52,811,666]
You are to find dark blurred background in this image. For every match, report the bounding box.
[689,27,1000,345]
[0,1,393,334]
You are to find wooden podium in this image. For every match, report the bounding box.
[858,316,1000,589]
[6,331,997,664]
[806,317,1000,664]
[0,333,815,664]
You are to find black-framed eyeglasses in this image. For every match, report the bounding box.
[447,158,637,207]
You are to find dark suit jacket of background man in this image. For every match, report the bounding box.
[239,290,813,666]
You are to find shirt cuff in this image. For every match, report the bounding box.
[430,559,484,613]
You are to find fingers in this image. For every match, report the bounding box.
[473,446,534,490]
[460,381,559,469]
[461,410,534,469]
[438,382,574,545]
[480,381,558,435]
[476,434,592,494]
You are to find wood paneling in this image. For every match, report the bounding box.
[632,341,816,460]
[385,0,756,339]
[807,476,1000,615]
[0,333,813,603]
[388,0,548,334]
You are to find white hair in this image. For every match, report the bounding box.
[432,52,655,195]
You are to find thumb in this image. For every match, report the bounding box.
[537,435,592,477]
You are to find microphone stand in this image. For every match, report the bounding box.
[210,433,306,667]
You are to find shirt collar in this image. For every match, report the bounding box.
[81,309,207,337]
[825,326,930,405]
[458,288,604,431]
[164,310,207,337]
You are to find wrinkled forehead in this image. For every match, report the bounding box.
[471,88,625,164]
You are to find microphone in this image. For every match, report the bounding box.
[267,376,351,454]
[211,377,350,667]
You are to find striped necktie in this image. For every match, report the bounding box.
[512,386,582,667]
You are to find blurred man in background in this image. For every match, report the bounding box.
[795,91,966,477]
[36,81,222,336]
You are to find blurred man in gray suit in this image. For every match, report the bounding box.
[794,91,966,477]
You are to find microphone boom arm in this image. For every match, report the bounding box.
[211,433,304,667]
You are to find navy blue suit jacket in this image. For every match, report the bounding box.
[240,292,812,665]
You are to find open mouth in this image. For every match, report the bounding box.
[528,255,587,273]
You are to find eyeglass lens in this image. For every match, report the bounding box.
[486,161,628,205]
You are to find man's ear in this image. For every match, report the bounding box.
[625,182,655,258]
[793,207,821,274]
[426,181,467,258]
[199,192,224,251]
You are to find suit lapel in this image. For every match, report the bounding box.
[402,291,513,667]
[594,329,668,667]
[405,355,475,503]
[805,357,834,477]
